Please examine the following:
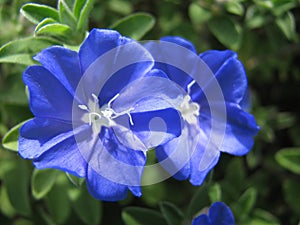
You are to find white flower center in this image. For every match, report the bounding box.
[78,93,134,133]
[178,80,200,125]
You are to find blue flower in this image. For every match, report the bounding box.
[144,37,260,185]
[192,202,235,225]
[18,29,180,201]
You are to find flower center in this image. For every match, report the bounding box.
[178,80,200,125]
[78,93,134,133]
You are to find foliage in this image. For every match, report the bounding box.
[0,0,300,224]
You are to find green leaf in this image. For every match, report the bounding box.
[187,185,210,217]
[0,37,59,65]
[2,120,28,151]
[45,174,71,224]
[4,159,31,216]
[245,5,268,29]
[31,169,59,200]
[35,23,73,39]
[68,187,102,225]
[248,209,280,225]
[0,186,16,218]
[188,3,212,25]
[275,12,296,41]
[275,147,300,174]
[20,3,59,24]
[233,187,257,220]
[65,172,85,187]
[77,0,96,32]
[208,16,242,50]
[122,207,168,225]
[58,0,77,28]
[35,18,57,32]
[74,0,87,19]
[225,1,244,16]
[110,13,155,40]
[283,178,300,217]
[208,183,222,203]
[159,202,184,225]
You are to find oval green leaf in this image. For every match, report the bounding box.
[110,13,155,40]
[275,147,300,174]
[0,37,59,65]
[35,23,73,38]
[208,16,242,50]
[20,3,59,24]
[4,159,31,216]
[159,202,184,225]
[122,207,168,225]
[31,169,59,200]
[2,120,28,151]
[68,187,102,225]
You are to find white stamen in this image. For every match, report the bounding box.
[92,93,99,103]
[78,104,89,111]
[187,80,196,94]
[78,93,135,132]
[108,93,120,108]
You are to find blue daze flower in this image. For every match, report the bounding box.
[145,37,260,185]
[18,29,181,201]
[192,202,235,225]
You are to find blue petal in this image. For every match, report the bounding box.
[87,166,129,201]
[77,28,153,105]
[19,118,73,159]
[200,102,259,156]
[209,202,235,225]
[32,127,90,177]
[34,46,82,97]
[192,214,211,225]
[160,36,197,53]
[85,128,146,201]
[198,50,247,104]
[113,75,185,114]
[79,29,131,73]
[130,108,181,148]
[98,62,154,106]
[23,66,75,120]
[144,39,199,89]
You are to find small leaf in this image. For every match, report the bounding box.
[77,0,96,32]
[233,187,257,220]
[110,13,155,40]
[208,183,222,203]
[187,185,210,217]
[122,207,168,225]
[159,202,184,225]
[45,174,71,224]
[2,120,28,151]
[65,172,85,187]
[225,1,244,16]
[275,12,296,41]
[208,16,242,50]
[58,0,77,28]
[275,147,300,174]
[283,178,300,217]
[31,169,59,200]
[68,187,102,225]
[35,23,73,39]
[188,3,212,25]
[74,0,87,19]
[0,37,59,65]
[35,18,57,32]
[4,159,31,216]
[20,3,59,24]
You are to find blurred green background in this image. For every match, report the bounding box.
[0,0,300,224]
